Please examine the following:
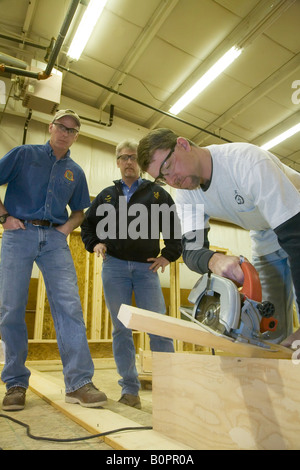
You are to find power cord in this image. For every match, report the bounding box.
[0,413,152,443]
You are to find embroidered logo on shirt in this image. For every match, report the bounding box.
[105,194,112,202]
[234,190,244,205]
[154,191,160,200]
[64,170,74,181]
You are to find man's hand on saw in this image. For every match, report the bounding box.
[208,253,245,285]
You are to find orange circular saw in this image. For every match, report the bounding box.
[181,260,278,348]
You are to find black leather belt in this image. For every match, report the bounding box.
[22,220,59,227]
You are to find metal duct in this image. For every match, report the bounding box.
[0,0,80,81]
[0,52,27,70]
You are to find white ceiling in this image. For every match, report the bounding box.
[0,0,299,170]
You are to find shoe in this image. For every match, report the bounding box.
[2,386,26,411]
[118,393,141,409]
[65,382,107,408]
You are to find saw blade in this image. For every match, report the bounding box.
[195,292,226,334]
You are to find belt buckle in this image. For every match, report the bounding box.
[32,220,45,227]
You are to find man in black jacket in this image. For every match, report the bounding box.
[81,139,182,408]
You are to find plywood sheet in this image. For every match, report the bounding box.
[152,353,300,450]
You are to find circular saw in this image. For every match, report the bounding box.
[181,261,278,348]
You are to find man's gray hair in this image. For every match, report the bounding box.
[116,139,138,156]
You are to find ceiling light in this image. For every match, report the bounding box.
[169,46,242,115]
[260,123,300,150]
[67,0,108,61]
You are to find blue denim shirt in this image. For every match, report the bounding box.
[120,177,143,202]
[0,141,91,224]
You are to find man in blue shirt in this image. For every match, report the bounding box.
[0,109,107,411]
[81,139,182,409]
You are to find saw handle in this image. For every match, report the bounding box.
[240,261,278,333]
[240,261,262,302]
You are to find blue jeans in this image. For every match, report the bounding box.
[0,224,94,392]
[102,255,174,396]
[252,248,294,343]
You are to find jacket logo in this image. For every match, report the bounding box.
[154,191,160,200]
[105,194,112,202]
[234,190,244,205]
[64,170,74,181]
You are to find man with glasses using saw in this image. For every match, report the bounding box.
[0,109,107,411]
[137,128,300,349]
[81,139,182,409]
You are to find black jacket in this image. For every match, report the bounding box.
[81,179,182,263]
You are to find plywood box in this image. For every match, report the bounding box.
[152,352,300,450]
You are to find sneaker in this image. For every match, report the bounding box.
[118,394,141,409]
[2,386,26,411]
[65,383,107,408]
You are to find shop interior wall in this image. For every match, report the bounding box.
[0,114,252,289]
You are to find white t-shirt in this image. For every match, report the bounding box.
[176,143,300,256]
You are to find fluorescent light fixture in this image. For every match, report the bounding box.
[260,123,300,150]
[169,46,242,115]
[67,0,108,60]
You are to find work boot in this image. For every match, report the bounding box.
[118,393,141,409]
[65,382,107,408]
[2,386,26,411]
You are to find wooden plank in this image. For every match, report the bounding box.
[118,304,292,359]
[33,271,46,339]
[91,254,103,339]
[152,352,300,450]
[82,250,90,325]
[170,260,183,351]
[28,368,192,450]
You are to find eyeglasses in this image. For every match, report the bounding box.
[154,145,176,185]
[117,154,137,162]
[53,122,79,136]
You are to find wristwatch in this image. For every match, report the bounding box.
[0,213,10,224]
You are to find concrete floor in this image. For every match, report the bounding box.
[0,358,153,450]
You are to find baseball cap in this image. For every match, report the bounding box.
[53,109,81,127]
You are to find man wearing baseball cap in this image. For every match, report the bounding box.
[52,108,81,127]
[0,109,107,411]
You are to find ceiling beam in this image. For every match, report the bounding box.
[144,0,296,131]
[95,0,180,110]
[195,52,300,145]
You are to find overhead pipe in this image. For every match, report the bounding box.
[0,0,230,141]
[58,65,232,143]
[22,109,33,144]
[44,0,80,77]
[79,104,115,127]
[0,52,27,69]
[0,0,80,80]
[0,33,48,51]
[0,33,48,52]
[0,64,46,79]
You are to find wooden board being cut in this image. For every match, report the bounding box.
[118,304,292,359]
